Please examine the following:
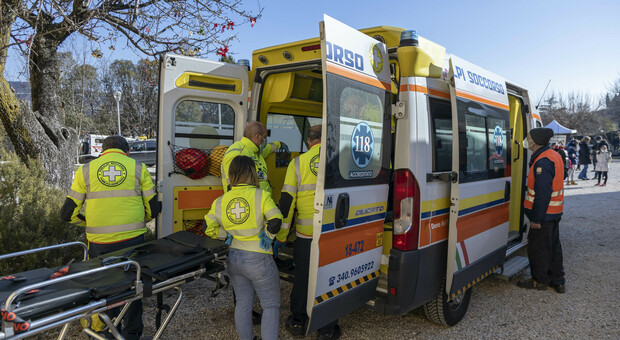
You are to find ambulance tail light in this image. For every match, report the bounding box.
[393,169,420,251]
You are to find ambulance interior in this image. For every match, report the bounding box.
[249,55,399,289]
[252,66,330,280]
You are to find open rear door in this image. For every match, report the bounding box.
[157,54,247,237]
[446,55,512,298]
[306,15,392,333]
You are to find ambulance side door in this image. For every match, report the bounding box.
[157,54,247,237]
[446,55,512,298]
[306,15,392,334]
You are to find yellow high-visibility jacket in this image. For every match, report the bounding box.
[220,137,280,193]
[279,144,320,239]
[61,149,158,243]
[204,184,282,254]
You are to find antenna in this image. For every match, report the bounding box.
[536,79,552,110]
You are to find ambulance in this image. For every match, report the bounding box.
[79,134,107,163]
[156,15,540,331]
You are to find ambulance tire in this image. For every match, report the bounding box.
[423,277,471,326]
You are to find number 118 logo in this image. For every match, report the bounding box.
[351,122,374,168]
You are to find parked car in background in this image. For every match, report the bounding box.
[129,139,156,166]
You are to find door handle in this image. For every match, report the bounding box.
[514,142,521,162]
[504,180,511,202]
[334,193,350,229]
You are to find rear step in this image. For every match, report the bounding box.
[376,272,388,294]
[494,255,529,281]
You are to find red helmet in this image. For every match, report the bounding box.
[175,148,209,179]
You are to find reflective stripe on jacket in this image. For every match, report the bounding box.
[220,137,280,194]
[280,144,320,239]
[524,148,564,217]
[66,149,156,243]
[204,184,283,254]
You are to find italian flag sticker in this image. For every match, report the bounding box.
[455,241,471,271]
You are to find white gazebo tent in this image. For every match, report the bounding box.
[545,120,576,144]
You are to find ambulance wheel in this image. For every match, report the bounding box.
[423,277,471,326]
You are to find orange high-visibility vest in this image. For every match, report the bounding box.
[524,149,564,214]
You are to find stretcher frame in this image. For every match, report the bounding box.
[0,240,226,340]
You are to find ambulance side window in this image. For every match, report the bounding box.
[457,98,511,182]
[465,113,487,173]
[174,100,235,149]
[487,117,509,178]
[429,98,452,172]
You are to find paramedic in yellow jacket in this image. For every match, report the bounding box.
[204,155,283,340]
[221,121,282,193]
[60,135,159,340]
[277,125,341,339]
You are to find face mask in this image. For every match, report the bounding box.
[522,137,530,150]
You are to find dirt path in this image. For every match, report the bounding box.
[53,161,620,339]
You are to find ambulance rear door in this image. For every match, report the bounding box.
[445,55,512,298]
[157,54,247,237]
[306,15,392,333]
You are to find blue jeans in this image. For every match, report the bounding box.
[227,248,280,340]
[578,164,589,179]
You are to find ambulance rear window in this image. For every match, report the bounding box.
[174,100,235,149]
[338,87,384,180]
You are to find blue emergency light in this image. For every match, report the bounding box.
[399,30,419,47]
[237,59,250,70]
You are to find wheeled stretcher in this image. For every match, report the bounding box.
[0,231,228,340]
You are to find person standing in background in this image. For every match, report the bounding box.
[591,135,609,171]
[594,145,612,187]
[566,139,578,185]
[578,136,591,180]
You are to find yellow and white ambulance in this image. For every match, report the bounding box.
[157,15,538,331]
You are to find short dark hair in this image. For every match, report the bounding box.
[102,136,129,153]
[307,125,322,142]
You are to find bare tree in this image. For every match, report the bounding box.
[1,0,260,188]
[98,58,157,137]
[541,91,602,135]
[603,75,620,130]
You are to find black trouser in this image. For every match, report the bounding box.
[527,219,565,285]
[596,171,608,184]
[290,237,337,335]
[88,234,145,340]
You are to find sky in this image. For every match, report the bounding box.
[5,0,620,105]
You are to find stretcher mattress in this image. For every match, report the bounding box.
[0,231,227,322]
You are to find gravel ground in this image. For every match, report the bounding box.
[50,161,620,339]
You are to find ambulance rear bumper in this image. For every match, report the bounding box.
[373,241,447,315]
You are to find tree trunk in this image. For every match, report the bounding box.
[0,0,36,162]
[0,11,77,190]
